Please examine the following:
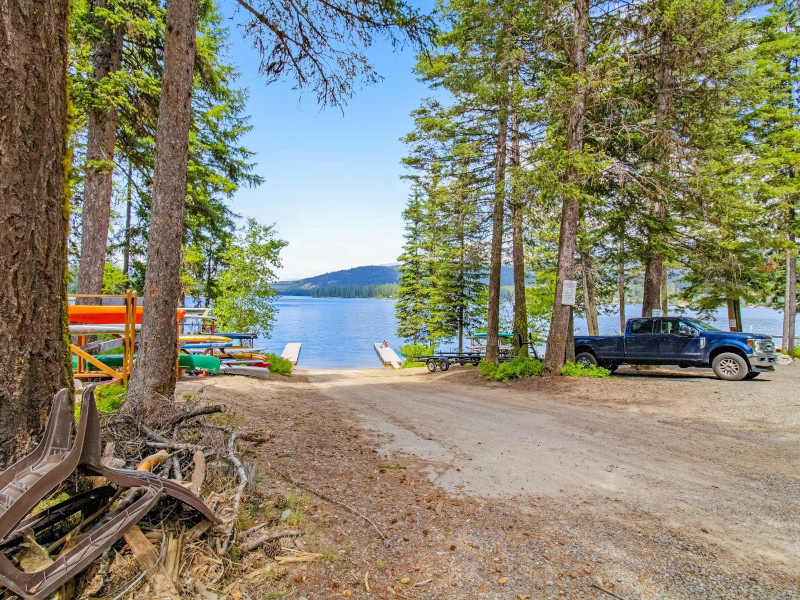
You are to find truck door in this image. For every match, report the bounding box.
[657,318,686,361]
[659,318,703,362]
[625,318,658,362]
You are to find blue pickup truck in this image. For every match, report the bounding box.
[574,317,777,381]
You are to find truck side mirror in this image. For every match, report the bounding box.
[678,325,695,337]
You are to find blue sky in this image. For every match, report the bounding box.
[218,0,436,280]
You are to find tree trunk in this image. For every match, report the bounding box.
[485,68,510,365]
[0,0,71,467]
[125,0,198,420]
[727,298,743,333]
[642,29,672,318]
[642,215,664,317]
[123,162,133,283]
[618,247,626,333]
[581,249,599,336]
[783,246,796,353]
[76,0,125,297]
[543,0,588,375]
[661,262,668,315]
[509,70,528,357]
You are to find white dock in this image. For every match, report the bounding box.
[281,343,302,365]
[374,343,402,369]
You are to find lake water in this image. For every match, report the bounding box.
[263,296,795,369]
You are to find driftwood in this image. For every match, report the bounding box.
[191,450,206,495]
[123,525,181,600]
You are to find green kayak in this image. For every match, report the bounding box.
[73,354,220,373]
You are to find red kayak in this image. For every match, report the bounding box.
[68,305,186,325]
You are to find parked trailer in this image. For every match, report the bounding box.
[415,352,486,372]
[416,333,540,372]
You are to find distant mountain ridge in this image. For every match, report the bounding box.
[272,264,514,297]
[272,266,400,295]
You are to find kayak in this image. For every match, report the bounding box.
[74,354,220,373]
[219,365,270,379]
[181,342,233,349]
[215,332,259,340]
[69,324,141,334]
[69,306,186,325]
[178,335,232,343]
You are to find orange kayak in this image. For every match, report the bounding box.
[68,305,186,325]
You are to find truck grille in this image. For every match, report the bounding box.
[756,340,774,354]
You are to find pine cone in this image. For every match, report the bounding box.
[263,541,281,558]
[273,494,288,510]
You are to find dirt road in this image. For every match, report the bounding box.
[180,363,800,599]
[306,365,800,573]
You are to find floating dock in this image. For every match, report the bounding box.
[374,343,401,369]
[281,343,302,365]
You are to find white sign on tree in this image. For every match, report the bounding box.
[561,280,578,306]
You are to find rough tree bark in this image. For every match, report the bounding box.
[0,0,72,466]
[642,29,672,317]
[618,248,626,334]
[125,0,198,420]
[543,0,588,375]
[581,249,599,336]
[509,70,528,357]
[783,244,796,353]
[76,0,125,297]
[485,67,510,365]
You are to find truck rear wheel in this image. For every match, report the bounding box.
[426,359,437,373]
[576,352,597,368]
[712,352,748,381]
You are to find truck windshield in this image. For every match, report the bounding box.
[683,318,720,332]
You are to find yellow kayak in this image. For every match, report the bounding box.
[179,335,232,343]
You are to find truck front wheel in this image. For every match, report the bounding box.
[576,352,597,368]
[712,353,748,381]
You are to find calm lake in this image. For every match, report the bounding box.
[263,296,794,369]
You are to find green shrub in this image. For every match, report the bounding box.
[479,356,543,382]
[561,361,610,378]
[478,359,498,379]
[75,383,126,419]
[264,353,292,376]
[398,343,431,368]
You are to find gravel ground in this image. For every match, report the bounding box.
[178,361,800,599]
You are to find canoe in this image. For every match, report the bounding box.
[68,306,186,325]
[75,354,220,373]
[69,324,141,334]
[219,365,270,379]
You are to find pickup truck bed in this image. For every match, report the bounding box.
[574,317,777,381]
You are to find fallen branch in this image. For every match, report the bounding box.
[273,470,388,545]
[219,433,249,554]
[241,529,299,552]
[591,583,629,600]
[274,551,321,565]
[170,404,226,426]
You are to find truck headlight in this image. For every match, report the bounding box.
[748,339,774,354]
